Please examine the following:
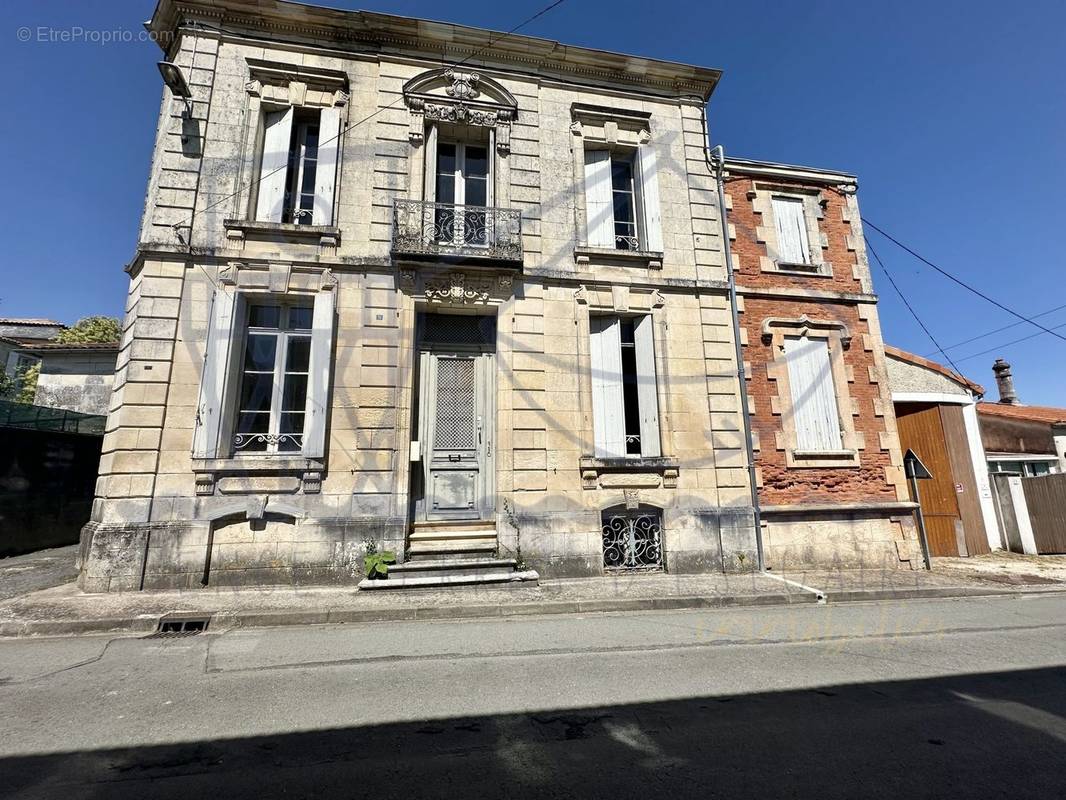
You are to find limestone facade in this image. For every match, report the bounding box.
[80,0,761,591]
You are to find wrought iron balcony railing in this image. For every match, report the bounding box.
[392,199,523,262]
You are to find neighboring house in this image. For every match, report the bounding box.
[723,160,921,569]
[885,346,1000,557]
[0,318,66,383]
[80,0,913,591]
[27,342,120,417]
[979,359,1066,477]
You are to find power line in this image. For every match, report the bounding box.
[926,302,1066,358]
[953,319,1066,365]
[186,0,570,232]
[864,233,963,374]
[863,218,1066,345]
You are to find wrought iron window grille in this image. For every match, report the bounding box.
[601,505,664,572]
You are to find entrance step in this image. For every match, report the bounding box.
[408,541,498,561]
[359,557,538,590]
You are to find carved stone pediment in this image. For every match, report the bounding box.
[403,67,518,153]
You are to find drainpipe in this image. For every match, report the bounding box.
[707,139,764,571]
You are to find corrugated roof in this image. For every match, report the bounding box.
[978,402,1066,425]
[0,318,65,326]
[884,345,985,396]
[23,341,120,353]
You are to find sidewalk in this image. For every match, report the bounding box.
[3,559,1064,638]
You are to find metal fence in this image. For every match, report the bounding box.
[392,199,523,262]
[0,399,105,435]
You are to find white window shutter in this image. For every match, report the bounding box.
[772,196,810,264]
[313,107,341,225]
[589,316,626,458]
[255,107,294,223]
[584,149,615,247]
[633,315,661,457]
[783,336,842,451]
[192,289,241,458]
[423,123,438,202]
[637,144,664,253]
[302,289,336,459]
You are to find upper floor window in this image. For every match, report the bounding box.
[782,335,842,452]
[434,139,490,247]
[589,315,661,458]
[254,105,341,226]
[771,196,812,266]
[583,146,663,253]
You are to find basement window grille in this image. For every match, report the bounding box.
[601,505,664,572]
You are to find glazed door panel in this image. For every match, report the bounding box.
[420,352,495,521]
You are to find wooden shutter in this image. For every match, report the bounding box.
[633,314,661,457]
[302,289,335,459]
[584,149,615,247]
[589,316,626,457]
[783,336,842,451]
[423,124,438,202]
[192,289,241,458]
[772,196,810,264]
[313,107,341,225]
[255,107,294,223]
[637,144,664,252]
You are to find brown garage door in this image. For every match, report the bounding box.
[896,404,962,557]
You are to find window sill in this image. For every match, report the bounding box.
[787,448,859,468]
[224,219,340,247]
[580,456,680,489]
[192,456,325,495]
[767,261,831,277]
[574,246,663,270]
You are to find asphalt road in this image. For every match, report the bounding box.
[1,594,1065,799]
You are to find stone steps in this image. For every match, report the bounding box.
[358,522,538,590]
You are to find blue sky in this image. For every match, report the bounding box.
[2,0,1063,403]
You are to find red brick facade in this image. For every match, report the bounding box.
[724,170,906,509]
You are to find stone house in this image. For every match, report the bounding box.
[79,0,910,591]
[722,159,921,569]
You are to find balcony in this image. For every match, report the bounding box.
[392,199,523,264]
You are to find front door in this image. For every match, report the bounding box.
[419,351,495,521]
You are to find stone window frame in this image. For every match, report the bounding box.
[749,184,832,278]
[570,104,664,269]
[762,315,863,468]
[574,284,679,488]
[226,60,350,247]
[191,262,337,496]
[402,68,518,210]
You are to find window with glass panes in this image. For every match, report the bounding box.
[233,303,313,454]
[611,154,638,250]
[284,111,320,225]
[435,140,490,245]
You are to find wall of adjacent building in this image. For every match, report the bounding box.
[725,172,920,569]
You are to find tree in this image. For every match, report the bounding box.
[55,316,121,344]
[14,362,39,404]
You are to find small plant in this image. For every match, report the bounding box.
[502,498,527,571]
[362,538,396,579]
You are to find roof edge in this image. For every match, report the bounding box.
[884,345,985,396]
[723,156,857,186]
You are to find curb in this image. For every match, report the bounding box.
[3,583,1063,639]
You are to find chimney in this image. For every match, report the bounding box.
[992,358,1020,405]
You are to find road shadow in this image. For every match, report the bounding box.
[3,665,1065,799]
